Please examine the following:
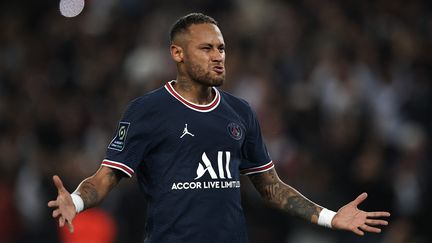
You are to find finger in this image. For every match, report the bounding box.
[52,209,61,218]
[59,216,65,227]
[367,211,391,218]
[360,224,382,233]
[366,219,388,226]
[66,220,74,233]
[351,192,368,206]
[48,200,59,208]
[53,175,66,193]
[352,227,365,236]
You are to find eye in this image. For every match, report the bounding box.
[219,46,225,53]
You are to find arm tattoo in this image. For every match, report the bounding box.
[249,168,321,223]
[79,180,99,210]
[77,170,122,210]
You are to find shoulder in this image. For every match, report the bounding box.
[219,89,252,110]
[134,86,168,104]
[123,86,167,119]
[218,89,255,116]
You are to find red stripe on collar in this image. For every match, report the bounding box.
[164,81,221,112]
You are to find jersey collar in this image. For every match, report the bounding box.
[164,80,221,112]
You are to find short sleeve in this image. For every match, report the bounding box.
[102,98,152,177]
[239,107,274,175]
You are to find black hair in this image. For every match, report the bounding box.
[169,13,218,43]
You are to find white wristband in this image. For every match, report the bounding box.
[318,208,336,228]
[70,193,84,213]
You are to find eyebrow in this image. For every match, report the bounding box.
[198,43,225,47]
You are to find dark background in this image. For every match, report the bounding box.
[0,0,431,242]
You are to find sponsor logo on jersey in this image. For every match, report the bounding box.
[195,151,231,180]
[108,122,130,151]
[227,122,242,140]
[171,151,240,191]
[180,123,195,138]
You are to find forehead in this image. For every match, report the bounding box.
[185,23,224,45]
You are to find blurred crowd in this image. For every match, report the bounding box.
[0,0,431,242]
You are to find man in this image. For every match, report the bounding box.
[48,13,390,242]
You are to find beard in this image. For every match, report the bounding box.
[186,62,225,87]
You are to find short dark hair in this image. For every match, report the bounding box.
[169,13,218,43]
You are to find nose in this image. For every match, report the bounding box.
[211,49,224,62]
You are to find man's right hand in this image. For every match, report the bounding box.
[47,175,77,233]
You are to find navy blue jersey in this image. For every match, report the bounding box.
[102,81,273,243]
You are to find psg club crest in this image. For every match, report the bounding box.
[227,122,243,140]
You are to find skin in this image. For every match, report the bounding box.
[48,22,390,235]
[170,23,225,104]
[47,167,122,232]
[249,168,390,235]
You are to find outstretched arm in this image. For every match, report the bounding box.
[47,166,124,232]
[248,168,390,235]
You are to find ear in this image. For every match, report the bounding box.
[170,44,184,63]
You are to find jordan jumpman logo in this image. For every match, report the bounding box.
[180,123,195,138]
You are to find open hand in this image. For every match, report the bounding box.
[47,175,76,232]
[332,192,390,236]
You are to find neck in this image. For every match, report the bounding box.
[173,77,215,105]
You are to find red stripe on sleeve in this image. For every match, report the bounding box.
[240,161,274,175]
[101,160,134,177]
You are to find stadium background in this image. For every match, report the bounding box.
[0,0,431,242]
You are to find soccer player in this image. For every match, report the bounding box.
[48,13,390,242]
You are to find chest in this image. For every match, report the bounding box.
[153,106,247,153]
[138,105,248,187]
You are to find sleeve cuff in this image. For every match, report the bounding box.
[101,159,134,177]
[240,161,274,175]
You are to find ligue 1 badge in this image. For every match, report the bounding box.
[227,122,242,140]
[108,122,130,151]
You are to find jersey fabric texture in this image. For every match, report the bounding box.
[102,81,274,243]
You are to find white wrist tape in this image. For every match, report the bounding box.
[318,208,336,228]
[70,193,84,213]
